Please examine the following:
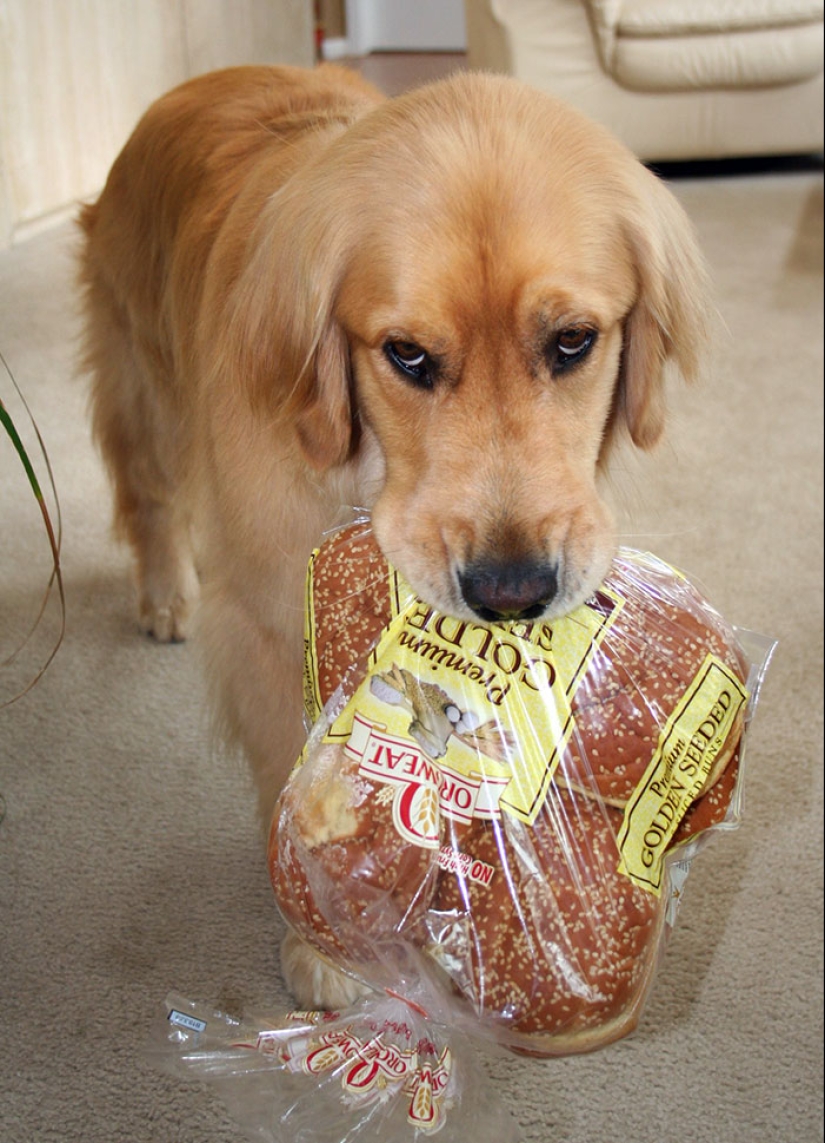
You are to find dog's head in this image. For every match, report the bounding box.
[234,73,709,622]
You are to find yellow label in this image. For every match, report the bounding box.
[303,553,321,725]
[617,654,748,895]
[319,571,623,826]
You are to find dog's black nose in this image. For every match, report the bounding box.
[459,559,558,623]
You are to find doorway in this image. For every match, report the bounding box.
[343,0,467,53]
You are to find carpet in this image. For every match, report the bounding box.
[0,141,822,1140]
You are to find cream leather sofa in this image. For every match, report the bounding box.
[463,0,824,161]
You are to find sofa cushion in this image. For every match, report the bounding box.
[585,0,824,90]
[610,0,822,36]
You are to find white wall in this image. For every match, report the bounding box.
[0,0,314,249]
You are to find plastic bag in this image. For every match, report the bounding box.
[149,988,520,1142]
[152,519,774,1140]
[270,520,775,1057]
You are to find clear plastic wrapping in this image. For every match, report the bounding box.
[153,520,774,1139]
[270,521,772,1057]
[149,988,520,1141]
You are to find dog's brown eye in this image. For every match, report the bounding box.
[552,326,597,373]
[384,340,433,388]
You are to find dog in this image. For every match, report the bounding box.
[78,64,708,1008]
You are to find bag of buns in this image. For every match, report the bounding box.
[270,519,772,1058]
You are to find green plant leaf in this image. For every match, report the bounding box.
[1,351,65,706]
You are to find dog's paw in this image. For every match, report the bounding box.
[138,593,193,642]
[138,563,199,643]
[280,929,372,1010]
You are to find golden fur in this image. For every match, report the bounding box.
[79,64,708,1006]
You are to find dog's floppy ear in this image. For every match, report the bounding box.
[288,316,354,472]
[219,181,358,472]
[614,168,711,451]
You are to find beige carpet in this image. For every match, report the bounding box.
[1,130,822,1141]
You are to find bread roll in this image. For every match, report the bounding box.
[271,741,439,966]
[559,553,748,811]
[425,799,665,1053]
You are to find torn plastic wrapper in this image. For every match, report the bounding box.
[149,988,520,1142]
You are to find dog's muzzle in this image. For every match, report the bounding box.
[458,558,558,623]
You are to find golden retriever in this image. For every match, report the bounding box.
[79,64,708,1007]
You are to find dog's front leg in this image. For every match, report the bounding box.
[196,577,308,823]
